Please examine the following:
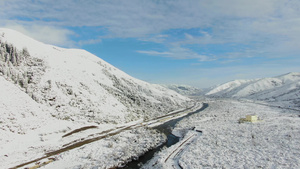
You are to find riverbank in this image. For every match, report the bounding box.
[8,103,201,169]
[38,127,165,169]
[121,103,207,168]
[142,99,300,168]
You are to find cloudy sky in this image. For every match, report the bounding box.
[1,0,300,88]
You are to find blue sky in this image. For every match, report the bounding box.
[1,0,300,88]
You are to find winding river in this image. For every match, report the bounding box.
[121,103,208,168]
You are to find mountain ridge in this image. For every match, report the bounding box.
[0,28,191,125]
[204,72,300,108]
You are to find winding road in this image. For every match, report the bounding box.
[11,102,205,169]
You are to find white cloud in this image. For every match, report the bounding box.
[78,38,102,46]
[1,0,300,88]
[139,34,169,43]
[2,0,294,37]
[3,22,74,47]
[1,0,300,59]
[137,50,171,56]
[137,45,213,61]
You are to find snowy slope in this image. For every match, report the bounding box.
[204,72,300,107]
[162,84,203,96]
[0,75,80,168]
[0,28,190,125]
[205,79,258,96]
[0,28,192,168]
[0,75,56,134]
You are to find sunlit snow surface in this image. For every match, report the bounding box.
[0,28,190,168]
[205,73,300,108]
[143,99,300,169]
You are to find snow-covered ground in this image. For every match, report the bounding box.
[0,28,192,169]
[38,127,166,169]
[143,99,300,169]
[0,74,90,168]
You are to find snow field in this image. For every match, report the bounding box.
[0,75,81,168]
[143,99,300,169]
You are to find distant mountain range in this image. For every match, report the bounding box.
[205,72,300,107]
[164,73,300,108]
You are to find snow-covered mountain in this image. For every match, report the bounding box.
[0,28,190,125]
[204,72,300,107]
[162,84,203,96]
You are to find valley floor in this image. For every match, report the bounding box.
[2,99,299,169]
[142,99,300,169]
[0,101,200,169]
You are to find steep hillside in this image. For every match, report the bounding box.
[205,73,300,107]
[0,75,58,135]
[0,28,190,125]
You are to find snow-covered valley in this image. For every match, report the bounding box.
[1,28,300,169]
[143,99,300,169]
[152,74,300,169]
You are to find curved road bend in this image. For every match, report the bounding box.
[10,102,208,169]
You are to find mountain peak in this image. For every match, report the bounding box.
[0,28,190,125]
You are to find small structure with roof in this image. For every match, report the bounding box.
[239,115,258,123]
